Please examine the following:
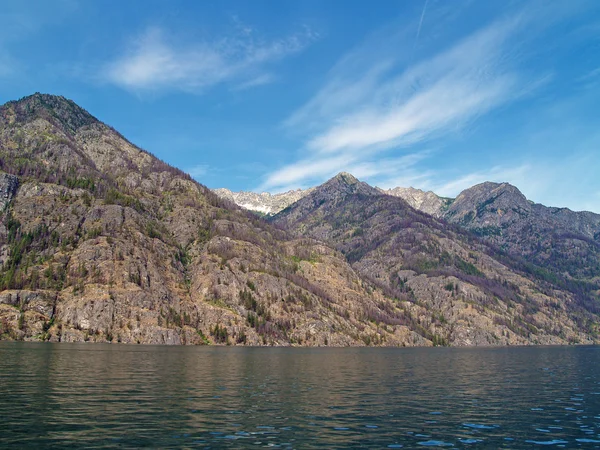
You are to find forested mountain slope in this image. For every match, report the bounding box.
[1,93,598,346]
[0,94,427,346]
[273,173,600,345]
[444,182,600,287]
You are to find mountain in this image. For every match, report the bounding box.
[0,93,433,346]
[265,175,600,298]
[444,182,600,289]
[272,173,600,346]
[274,172,381,233]
[212,179,452,218]
[1,94,599,347]
[213,187,313,216]
[381,186,452,218]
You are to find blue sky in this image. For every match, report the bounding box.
[1,0,600,212]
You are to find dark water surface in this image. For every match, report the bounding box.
[1,344,600,448]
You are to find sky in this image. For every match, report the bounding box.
[1,0,600,212]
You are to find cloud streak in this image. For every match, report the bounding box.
[413,0,429,51]
[232,73,276,91]
[431,165,533,198]
[105,25,317,93]
[260,11,530,192]
[434,151,600,214]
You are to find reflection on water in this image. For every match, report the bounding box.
[1,344,600,448]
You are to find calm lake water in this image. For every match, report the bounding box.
[1,344,600,448]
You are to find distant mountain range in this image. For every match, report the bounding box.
[213,187,315,216]
[216,176,600,290]
[213,183,452,218]
[1,93,599,346]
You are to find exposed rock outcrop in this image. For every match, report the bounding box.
[444,182,600,282]
[0,173,18,210]
[381,186,452,218]
[213,187,314,216]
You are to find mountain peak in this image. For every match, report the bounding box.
[333,172,359,184]
[384,186,452,218]
[321,172,379,197]
[460,181,528,205]
[471,181,519,192]
[2,92,98,134]
[19,92,68,103]
[272,172,382,227]
[445,180,531,225]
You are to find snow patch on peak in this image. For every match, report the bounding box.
[212,187,314,215]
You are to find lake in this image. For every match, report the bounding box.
[1,343,599,448]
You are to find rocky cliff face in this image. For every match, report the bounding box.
[445,182,532,227]
[381,186,452,218]
[273,172,381,233]
[444,182,600,284]
[0,173,18,211]
[213,187,313,216]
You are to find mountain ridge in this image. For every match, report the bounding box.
[214,187,314,216]
[1,93,599,346]
[217,178,600,285]
[379,186,453,218]
[0,93,430,346]
[271,173,600,345]
[215,179,599,217]
[443,181,600,285]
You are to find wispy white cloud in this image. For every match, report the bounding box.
[260,11,534,192]
[261,154,355,192]
[260,151,432,193]
[431,165,533,198]
[413,0,429,52]
[232,73,276,91]
[104,25,317,93]
[579,67,600,81]
[261,1,599,196]
[577,66,600,89]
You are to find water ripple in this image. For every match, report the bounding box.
[1,343,600,448]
